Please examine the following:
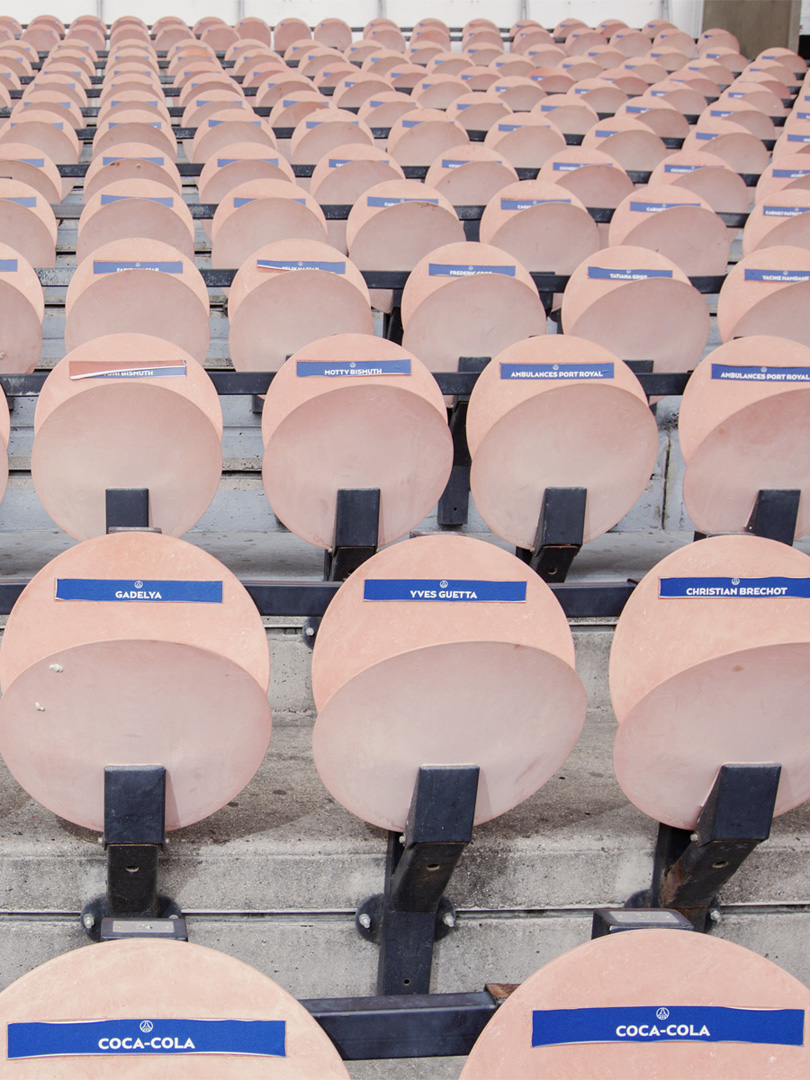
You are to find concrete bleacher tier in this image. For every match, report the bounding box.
[1,11,810,1078]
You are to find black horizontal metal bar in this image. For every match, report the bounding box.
[302,991,497,1060]
[207,371,273,394]
[292,164,315,178]
[637,372,691,395]
[0,575,633,619]
[0,373,47,396]
[564,133,584,145]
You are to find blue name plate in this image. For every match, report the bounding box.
[20,158,45,166]
[630,200,701,212]
[428,263,516,277]
[55,579,224,603]
[696,131,720,140]
[217,157,279,167]
[102,156,164,165]
[588,266,673,281]
[788,134,810,142]
[69,362,187,381]
[532,1006,803,1048]
[0,259,17,272]
[501,198,571,209]
[501,362,613,380]
[626,105,650,114]
[297,359,411,377]
[659,576,810,598]
[594,130,618,137]
[94,261,182,274]
[553,161,606,171]
[711,109,733,117]
[744,268,810,283]
[8,1019,285,1059]
[363,579,527,602]
[234,196,305,207]
[367,195,438,207]
[712,363,810,382]
[442,159,469,168]
[455,102,475,110]
[2,196,36,206]
[100,194,174,206]
[773,168,810,177]
[664,163,706,173]
[256,259,345,273]
[763,205,810,217]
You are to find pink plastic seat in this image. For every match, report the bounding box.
[0,178,56,267]
[461,931,810,1079]
[83,143,183,201]
[680,336,810,538]
[1,110,81,166]
[756,154,810,202]
[77,178,195,262]
[682,119,772,174]
[289,109,374,166]
[65,238,210,362]
[531,94,599,136]
[648,149,751,218]
[228,238,373,370]
[0,533,272,833]
[311,144,404,250]
[467,336,658,548]
[401,241,546,372]
[261,335,452,548]
[211,178,328,269]
[581,115,670,172]
[411,73,472,110]
[93,110,177,160]
[483,113,566,167]
[190,112,275,164]
[0,241,43,373]
[538,146,634,221]
[311,534,585,831]
[32,335,222,540]
[743,189,810,253]
[479,178,599,276]
[611,535,810,829]
[562,245,710,372]
[386,108,469,166]
[424,143,518,204]
[717,245,810,344]
[274,19,311,54]
[608,184,731,275]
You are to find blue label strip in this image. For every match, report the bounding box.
[712,363,810,382]
[8,1019,285,1059]
[0,259,17,272]
[762,205,810,217]
[501,198,572,209]
[773,168,810,177]
[54,579,224,603]
[296,359,411,377]
[587,266,673,281]
[659,576,810,598]
[428,263,516,277]
[102,155,164,165]
[744,268,810,283]
[363,579,527,602]
[532,1006,804,1048]
[20,158,45,166]
[1,196,36,206]
[69,363,187,381]
[501,362,614,380]
[664,163,706,173]
[256,259,345,274]
[630,200,701,212]
[367,196,438,207]
[217,157,279,166]
[100,194,174,206]
[93,261,182,274]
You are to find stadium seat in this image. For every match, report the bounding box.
[461,930,810,1078]
[31,334,222,540]
[261,334,452,548]
[717,245,810,344]
[311,534,586,831]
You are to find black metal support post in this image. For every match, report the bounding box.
[356,765,479,996]
[324,488,381,582]
[516,487,587,582]
[591,907,694,938]
[629,763,781,932]
[746,489,800,545]
[105,488,150,532]
[437,357,490,527]
[81,765,185,942]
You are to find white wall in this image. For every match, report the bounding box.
[7,0,706,34]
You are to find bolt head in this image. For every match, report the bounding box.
[82,913,95,929]
[709,909,721,923]
[358,913,372,929]
[442,912,456,928]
